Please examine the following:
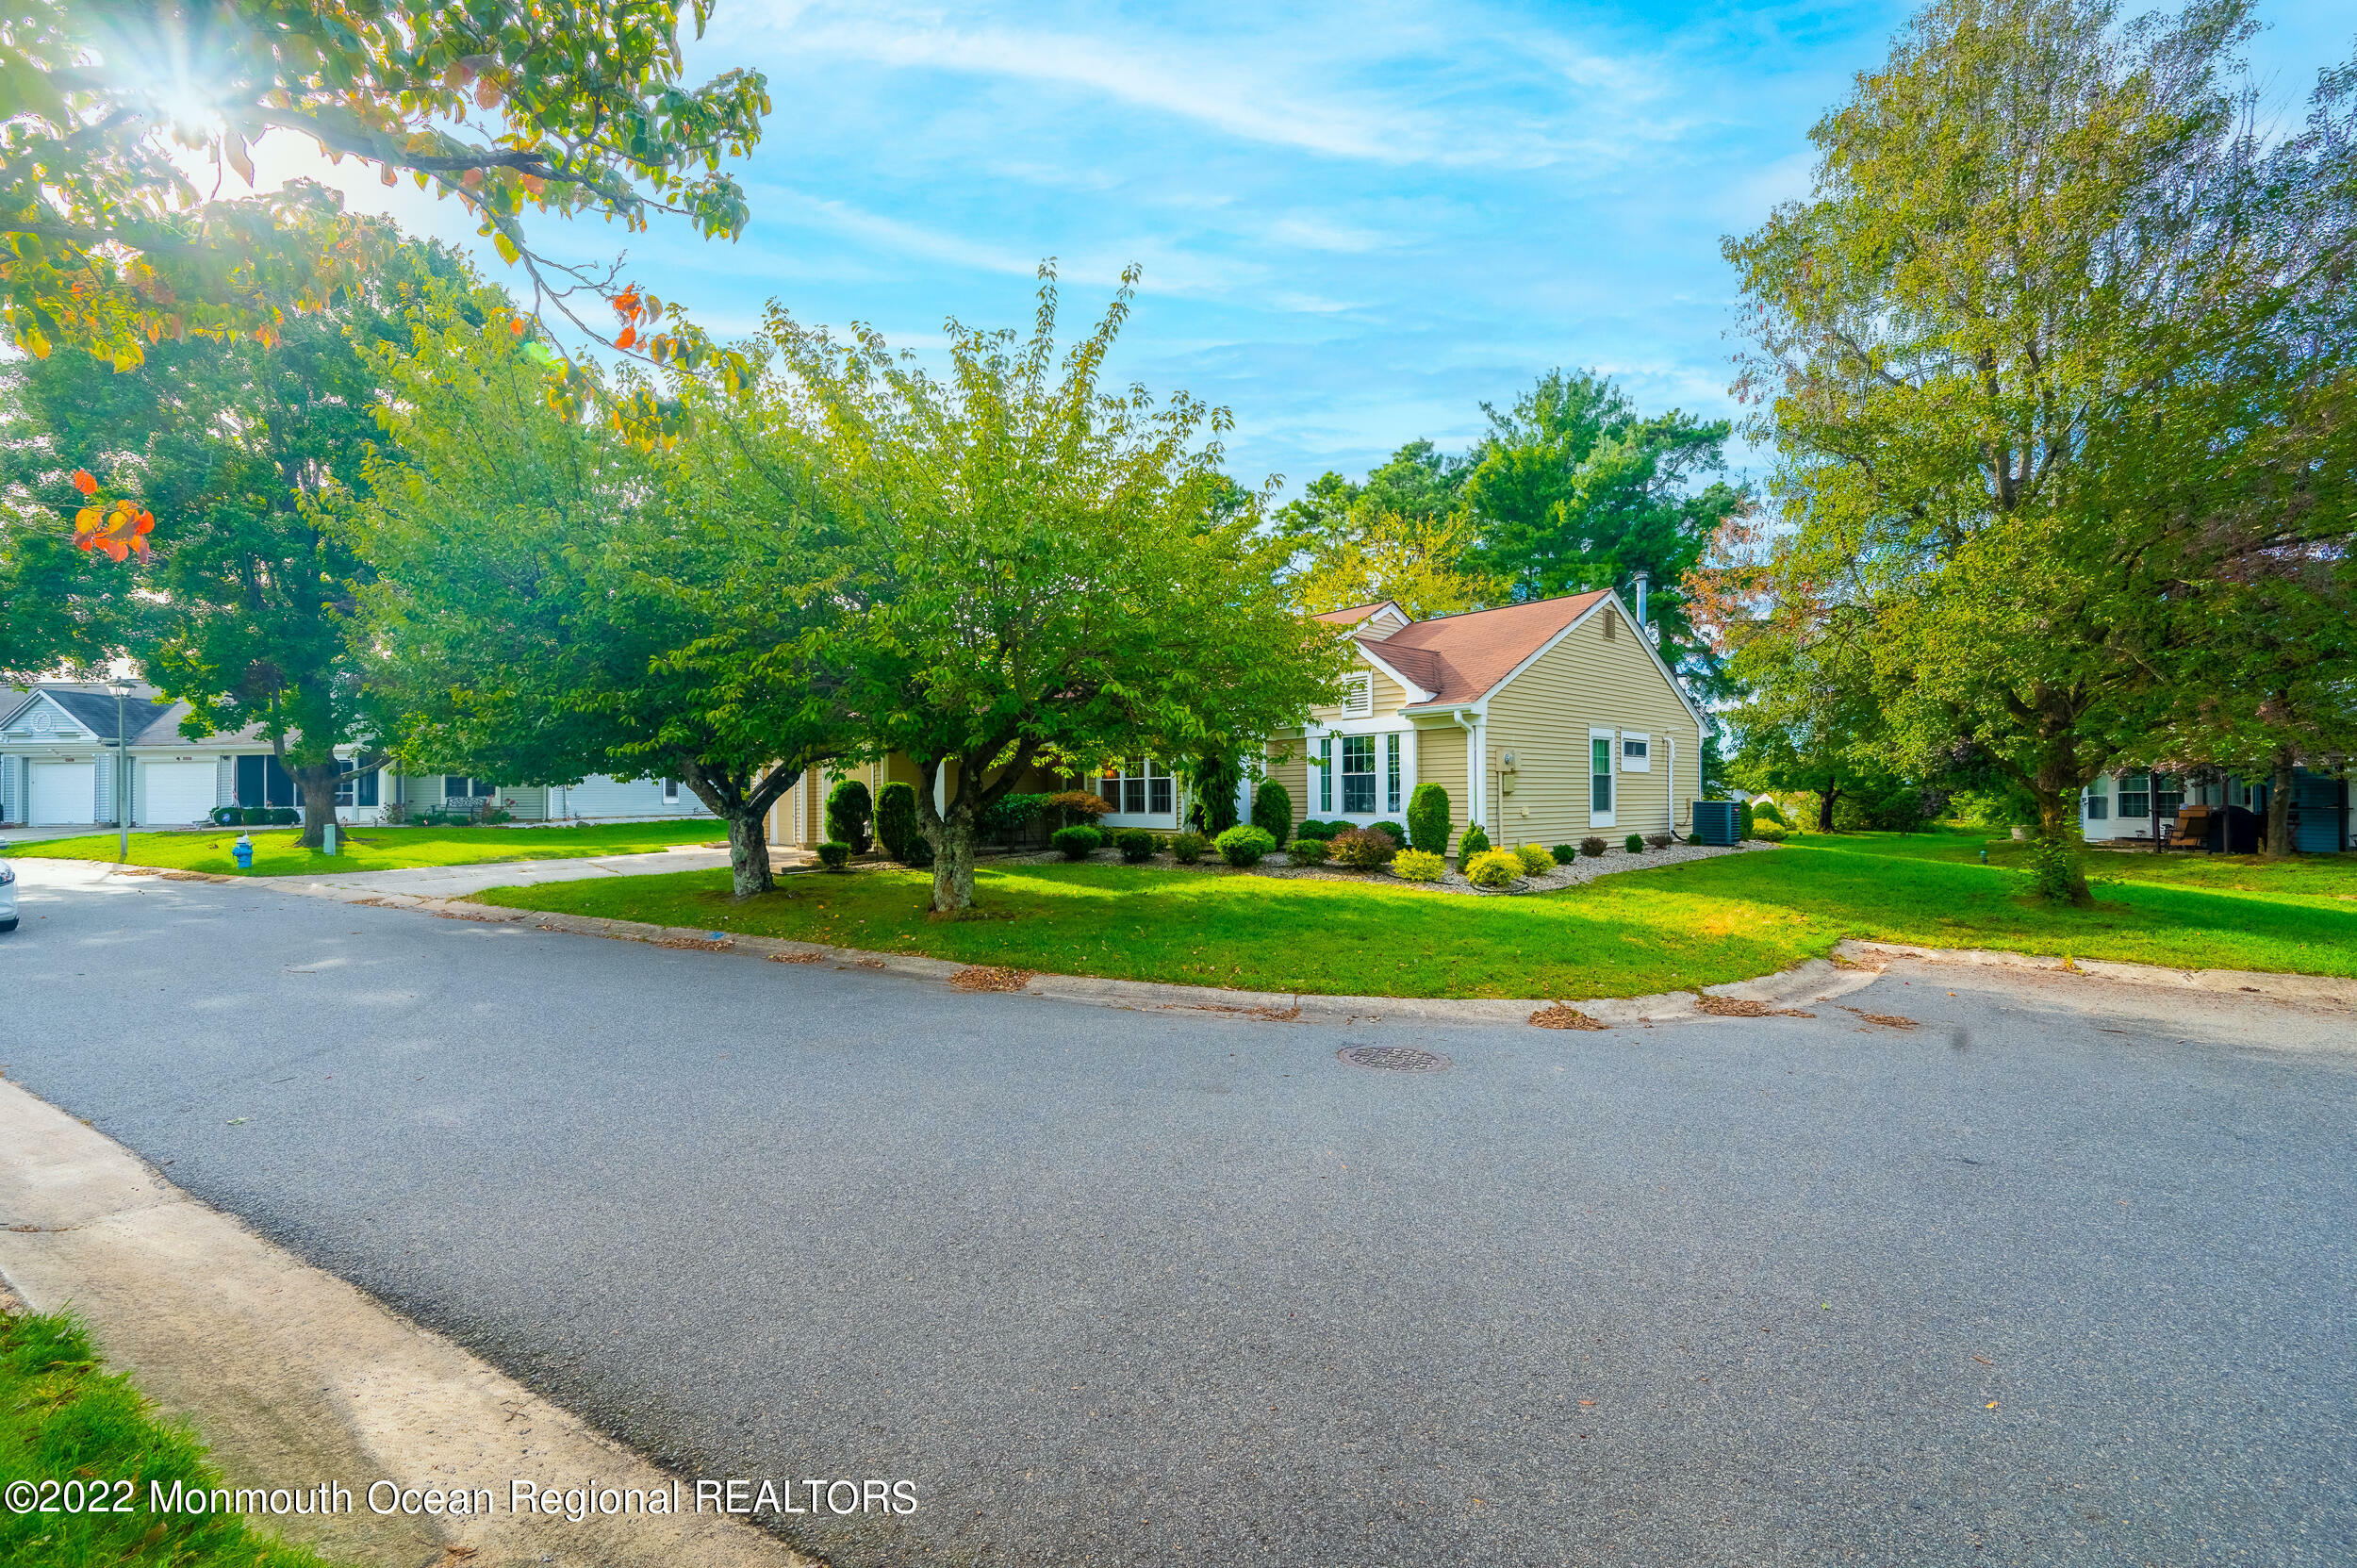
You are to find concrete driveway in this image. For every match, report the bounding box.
[3,866,2351,1567]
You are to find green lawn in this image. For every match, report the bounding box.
[0,1308,344,1568]
[8,820,720,877]
[474,830,2355,999]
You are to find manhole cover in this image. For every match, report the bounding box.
[1337,1044,1452,1073]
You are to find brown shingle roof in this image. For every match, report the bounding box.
[1312,602,1392,628]
[1357,591,1608,705]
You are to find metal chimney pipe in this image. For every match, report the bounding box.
[1632,569,1649,630]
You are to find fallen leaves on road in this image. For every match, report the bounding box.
[949,965,1034,993]
[1694,995,1815,1019]
[1529,1003,1607,1031]
[767,950,825,966]
[652,935,733,951]
[1843,1007,1920,1029]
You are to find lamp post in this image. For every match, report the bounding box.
[108,677,133,863]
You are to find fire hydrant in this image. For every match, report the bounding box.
[233,834,255,872]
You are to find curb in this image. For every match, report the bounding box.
[0,1078,816,1568]
[1838,939,2357,1010]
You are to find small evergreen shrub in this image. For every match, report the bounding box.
[825,779,874,850]
[1516,843,1554,875]
[1051,825,1103,860]
[1624,833,1646,854]
[1392,849,1445,882]
[1463,850,1522,888]
[1737,801,1756,840]
[1115,827,1158,863]
[1292,818,1338,841]
[1251,779,1294,846]
[210,805,240,826]
[270,807,299,825]
[1287,835,1331,867]
[816,840,852,871]
[482,807,513,824]
[1171,831,1208,864]
[1647,833,1673,850]
[1752,798,1788,828]
[1753,821,1788,842]
[1328,826,1397,869]
[1459,823,1491,857]
[1406,783,1451,853]
[1215,824,1277,867]
[1580,835,1607,857]
[1370,820,1406,846]
[1550,843,1577,865]
[876,781,920,862]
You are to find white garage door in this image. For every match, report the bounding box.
[29,760,95,825]
[141,761,217,825]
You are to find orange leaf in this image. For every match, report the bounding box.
[616,324,636,349]
[72,469,97,496]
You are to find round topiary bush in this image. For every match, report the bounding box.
[271,807,299,825]
[1171,831,1208,864]
[1286,835,1331,867]
[1115,827,1158,863]
[1370,820,1406,847]
[1458,823,1491,858]
[1753,799,1788,828]
[1328,826,1397,869]
[816,840,852,871]
[1737,801,1756,840]
[1406,783,1451,853]
[1215,824,1277,867]
[876,781,920,863]
[1251,779,1294,846]
[1753,821,1788,842]
[825,779,873,851]
[1391,849,1445,882]
[1515,843,1553,876]
[1051,825,1103,860]
[1624,833,1646,854]
[1292,819,1337,841]
[1580,835,1607,857]
[1550,843,1577,865]
[1463,849,1522,889]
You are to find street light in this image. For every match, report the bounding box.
[109,678,133,863]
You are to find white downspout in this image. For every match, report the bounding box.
[1666,734,1676,840]
[1450,707,1482,829]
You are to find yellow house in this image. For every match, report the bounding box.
[1263,589,1708,848]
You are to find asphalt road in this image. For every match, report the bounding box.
[4,863,2353,1566]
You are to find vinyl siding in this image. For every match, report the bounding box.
[1306,652,1408,724]
[1409,723,1469,845]
[1481,614,1705,847]
[1262,736,1310,825]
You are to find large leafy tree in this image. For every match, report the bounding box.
[1722,0,2356,900]
[3,231,456,845]
[3,1,768,369]
[1271,441,1497,619]
[759,266,1343,914]
[354,295,855,897]
[1461,370,1744,693]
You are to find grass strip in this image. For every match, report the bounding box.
[8,820,720,878]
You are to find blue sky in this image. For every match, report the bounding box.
[263,0,2353,496]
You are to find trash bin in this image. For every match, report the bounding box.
[1691,801,1739,846]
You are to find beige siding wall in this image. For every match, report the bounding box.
[1482,614,1706,847]
[1410,722,1468,845]
[1262,735,1310,825]
[1306,650,1409,725]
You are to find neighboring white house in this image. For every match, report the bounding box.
[2,683,714,829]
[2082,766,2350,854]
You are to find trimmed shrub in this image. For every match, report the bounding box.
[1753,821,1788,842]
[825,779,873,851]
[1251,779,1294,846]
[1580,835,1608,857]
[1287,836,1331,867]
[1624,833,1645,854]
[1647,833,1673,850]
[1370,820,1407,846]
[210,805,241,827]
[1737,801,1756,841]
[1752,798,1788,828]
[1515,843,1554,876]
[1463,850,1522,889]
[1458,823,1491,858]
[816,840,852,871]
[1328,826,1397,869]
[270,806,299,825]
[1051,825,1103,860]
[482,807,513,824]
[1550,843,1577,865]
[1215,824,1277,867]
[1115,827,1158,863]
[1406,783,1451,853]
[979,791,1052,845]
[1292,818,1338,841]
[876,782,920,862]
[1392,849,1445,883]
[1171,831,1208,865]
[1045,789,1113,830]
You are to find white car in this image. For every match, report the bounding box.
[0,851,14,933]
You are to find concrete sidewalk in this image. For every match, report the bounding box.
[7,842,812,901]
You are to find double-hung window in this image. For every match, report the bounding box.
[1341,735,1376,815]
[663,778,681,803]
[1318,737,1333,813]
[1096,758,1173,817]
[333,760,380,808]
[2084,776,2109,820]
[1590,735,1615,819]
[2117,773,2151,821]
[1385,734,1402,814]
[2155,773,2184,819]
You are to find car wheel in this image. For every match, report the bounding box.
[0,918,16,933]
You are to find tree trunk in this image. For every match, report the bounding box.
[296,765,339,849]
[721,807,774,898]
[1817,784,1838,834]
[928,807,980,914]
[2264,753,2295,860]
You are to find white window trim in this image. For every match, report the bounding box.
[1620,732,1652,772]
[1588,727,1618,829]
[1094,757,1179,827]
[663,778,681,803]
[1303,719,1418,825]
